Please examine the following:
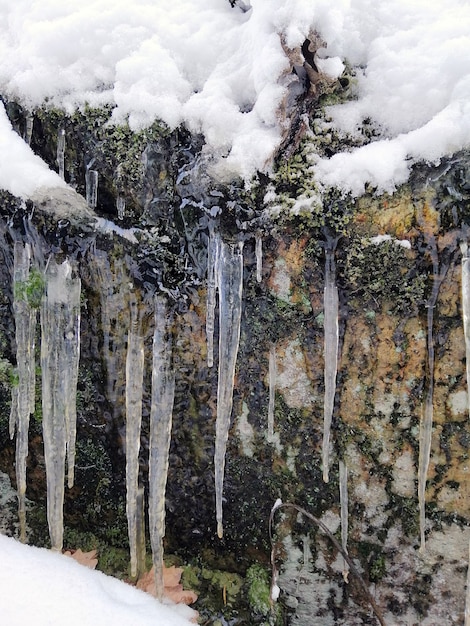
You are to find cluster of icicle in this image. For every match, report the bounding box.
[123,293,175,599]
[11,244,80,550]
[206,227,244,538]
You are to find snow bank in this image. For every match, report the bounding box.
[0,102,66,198]
[0,534,195,626]
[0,0,469,194]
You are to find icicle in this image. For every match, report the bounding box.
[125,296,145,579]
[322,242,339,483]
[11,242,38,542]
[86,168,98,208]
[206,226,220,368]
[90,251,129,409]
[41,257,81,551]
[56,129,65,180]
[267,345,276,438]
[148,296,175,600]
[24,113,33,146]
[255,233,263,283]
[339,460,349,582]
[461,242,470,418]
[215,239,244,538]
[117,194,126,220]
[465,538,470,626]
[418,234,449,552]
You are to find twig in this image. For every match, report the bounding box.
[269,502,386,626]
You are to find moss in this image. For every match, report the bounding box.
[246,564,272,616]
[13,268,45,308]
[343,236,427,315]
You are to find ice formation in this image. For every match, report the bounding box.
[267,345,276,439]
[10,242,37,542]
[86,167,98,209]
[322,242,339,483]
[24,113,33,146]
[339,460,349,580]
[116,194,126,220]
[418,238,445,552]
[461,242,470,418]
[56,129,65,180]
[125,297,145,578]
[255,234,263,284]
[206,226,220,368]
[41,257,81,551]
[215,239,244,538]
[148,296,176,599]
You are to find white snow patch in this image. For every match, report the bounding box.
[0,0,467,191]
[0,533,195,626]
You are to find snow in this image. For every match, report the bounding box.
[0,0,469,197]
[0,533,195,626]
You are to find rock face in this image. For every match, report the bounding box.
[0,103,469,625]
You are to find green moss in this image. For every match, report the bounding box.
[14,268,45,308]
[246,564,272,616]
[343,237,427,315]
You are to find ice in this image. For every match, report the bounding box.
[215,239,244,538]
[418,236,447,552]
[56,129,65,180]
[125,297,145,578]
[461,242,470,419]
[148,296,175,599]
[10,242,38,542]
[322,242,339,483]
[86,168,98,209]
[116,194,126,220]
[339,460,349,580]
[267,344,276,439]
[206,226,220,368]
[90,251,129,409]
[41,257,81,551]
[255,233,263,283]
[466,538,470,626]
[24,113,33,146]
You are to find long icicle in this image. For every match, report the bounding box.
[41,257,80,551]
[206,226,220,368]
[148,296,175,600]
[322,240,339,483]
[418,235,449,552]
[11,242,37,542]
[339,460,349,581]
[255,233,263,283]
[125,295,145,578]
[461,242,470,418]
[215,239,244,538]
[267,344,276,439]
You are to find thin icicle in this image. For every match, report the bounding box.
[148,296,175,600]
[206,226,220,368]
[418,235,449,552]
[86,168,98,208]
[57,129,65,180]
[125,297,145,579]
[267,344,276,438]
[461,242,470,419]
[117,194,126,220]
[41,257,81,551]
[465,538,470,626]
[339,460,349,582]
[322,243,339,483]
[215,239,244,538]
[255,233,263,283]
[25,113,33,146]
[11,242,38,542]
